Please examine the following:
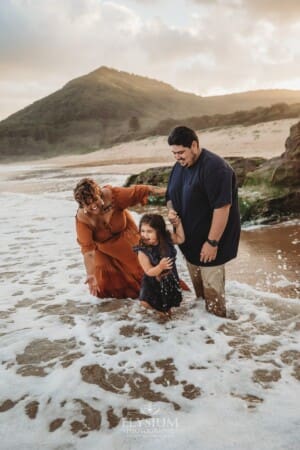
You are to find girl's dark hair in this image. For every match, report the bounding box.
[168,125,199,148]
[139,214,171,256]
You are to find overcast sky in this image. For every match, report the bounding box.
[0,0,299,120]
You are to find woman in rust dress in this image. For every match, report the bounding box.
[74,178,166,299]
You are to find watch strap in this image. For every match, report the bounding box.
[206,238,219,247]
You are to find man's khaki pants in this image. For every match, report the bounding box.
[186,261,226,317]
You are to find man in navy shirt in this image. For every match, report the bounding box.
[166,126,240,317]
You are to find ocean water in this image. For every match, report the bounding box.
[0,168,299,450]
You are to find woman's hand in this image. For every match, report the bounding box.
[85,274,100,297]
[159,257,173,271]
[149,186,167,196]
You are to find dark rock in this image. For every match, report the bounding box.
[240,192,300,223]
[241,120,300,222]
[125,166,171,187]
[285,120,300,159]
[125,158,265,190]
[271,160,300,187]
[225,157,266,187]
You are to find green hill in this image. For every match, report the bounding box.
[1,66,300,161]
[149,103,300,137]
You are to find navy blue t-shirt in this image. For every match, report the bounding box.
[166,148,240,266]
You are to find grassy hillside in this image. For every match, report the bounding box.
[1,66,300,161]
[199,89,300,115]
[148,102,300,137]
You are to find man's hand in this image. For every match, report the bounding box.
[200,242,218,263]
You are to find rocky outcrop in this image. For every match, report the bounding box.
[241,120,300,222]
[285,121,300,159]
[125,167,172,188]
[125,157,265,190]
[225,157,266,187]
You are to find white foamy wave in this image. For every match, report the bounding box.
[0,187,299,450]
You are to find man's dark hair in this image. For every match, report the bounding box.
[168,126,199,148]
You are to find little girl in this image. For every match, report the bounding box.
[134,212,186,316]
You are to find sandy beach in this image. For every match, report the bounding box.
[0,119,297,187]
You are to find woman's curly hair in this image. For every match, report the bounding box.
[73,178,101,208]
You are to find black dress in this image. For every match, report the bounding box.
[134,241,183,312]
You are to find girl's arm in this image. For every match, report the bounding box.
[137,251,173,277]
[168,210,185,244]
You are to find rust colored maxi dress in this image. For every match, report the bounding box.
[75,185,151,299]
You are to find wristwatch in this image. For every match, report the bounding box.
[206,238,219,247]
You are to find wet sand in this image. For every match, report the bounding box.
[227,224,299,299]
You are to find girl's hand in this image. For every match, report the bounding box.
[168,209,181,227]
[85,274,100,297]
[159,257,173,271]
[168,209,180,225]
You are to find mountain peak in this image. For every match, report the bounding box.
[67,66,177,92]
[1,65,300,162]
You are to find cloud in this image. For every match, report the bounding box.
[244,0,300,23]
[137,18,205,63]
[0,0,142,77]
[190,0,300,23]
[171,1,300,94]
[0,0,149,118]
[0,80,57,119]
[0,0,299,119]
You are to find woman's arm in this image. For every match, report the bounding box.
[148,185,167,196]
[83,250,100,296]
[113,185,166,209]
[76,216,100,296]
[137,251,173,277]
